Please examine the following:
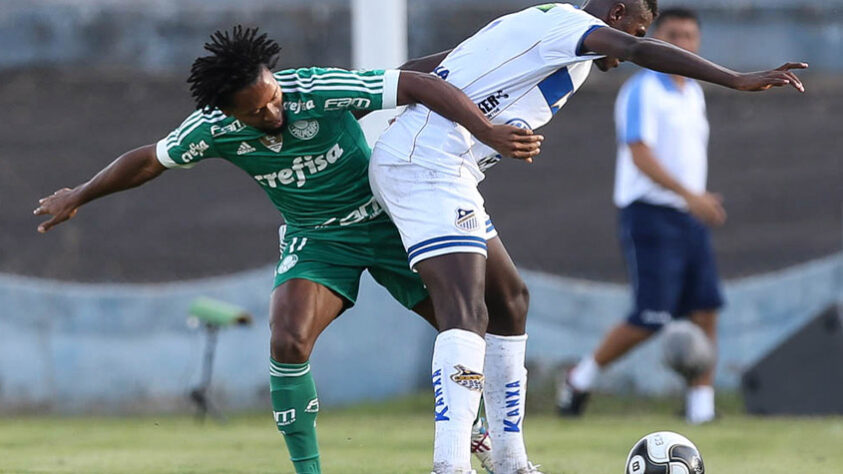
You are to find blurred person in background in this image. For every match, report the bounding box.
[558,8,723,425]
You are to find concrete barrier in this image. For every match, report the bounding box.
[1,255,839,413]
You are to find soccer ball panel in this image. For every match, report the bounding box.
[625,431,704,474]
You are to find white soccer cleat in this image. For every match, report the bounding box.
[516,462,544,474]
[471,417,495,474]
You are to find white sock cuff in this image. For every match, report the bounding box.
[688,385,715,398]
[569,355,599,392]
[484,333,528,350]
[437,328,486,350]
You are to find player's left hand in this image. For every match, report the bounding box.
[476,125,543,163]
[733,62,808,92]
[33,188,81,233]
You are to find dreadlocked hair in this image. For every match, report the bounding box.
[641,0,658,17]
[187,25,281,111]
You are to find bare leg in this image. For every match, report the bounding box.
[688,310,718,386]
[592,323,656,367]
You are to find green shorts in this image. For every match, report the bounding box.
[273,216,428,310]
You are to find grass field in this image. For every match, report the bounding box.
[1,393,841,473]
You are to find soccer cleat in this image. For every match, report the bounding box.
[430,471,477,474]
[470,417,494,473]
[516,462,544,474]
[556,374,590,417]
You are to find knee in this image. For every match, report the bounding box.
[270,326,314,364]
[505,280,531,323]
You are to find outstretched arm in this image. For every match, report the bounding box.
[34,144,166,233]
[399,50,452,74]
[350,50,452,120]
[395,70,543,161]
[583,28,807,92]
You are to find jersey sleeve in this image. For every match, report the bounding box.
[276,68,400,113]
[539,6,608,65]
[155,111,223,169]
[615,75,658,146]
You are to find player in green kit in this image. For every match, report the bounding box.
[33,27,540,473]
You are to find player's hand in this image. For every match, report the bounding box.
[733,62,808,92]
[33,188,82,233]
[684,192,726,227]
[475,125,543,163]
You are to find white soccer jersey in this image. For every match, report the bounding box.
[613,70,709,209]
[375,3,607,176]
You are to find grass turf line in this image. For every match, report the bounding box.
[0,393,840,473]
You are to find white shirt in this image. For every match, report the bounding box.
[375,3,607,177]
[613,69,710,209]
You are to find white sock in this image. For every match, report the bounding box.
[483,333,530,473]
[686,385,715,424]
[431,329,486,473]
[569,355,599,391]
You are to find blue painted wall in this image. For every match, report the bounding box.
[1,255,839,413]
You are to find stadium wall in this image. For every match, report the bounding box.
[1,0,841,72]
[1,255,840,413]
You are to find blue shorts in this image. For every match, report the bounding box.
[619,201,724,331]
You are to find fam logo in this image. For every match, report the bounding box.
[477,89,509,116]
[288,120,320,141]
[276,254,299,275]
[455,208,479,232]
[260,133,284,153]
[181,140,209,163]
[450,365,484,392]
[324,97,372,110]
[210,120,246,137]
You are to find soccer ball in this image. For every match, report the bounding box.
[625,431,704,474]
[661,320,715,382]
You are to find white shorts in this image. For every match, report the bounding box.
[369,146,498,270]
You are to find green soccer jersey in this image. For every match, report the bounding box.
[155,67,400,239]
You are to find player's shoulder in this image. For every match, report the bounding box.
[168,108,234,143]
[274,67,385,91]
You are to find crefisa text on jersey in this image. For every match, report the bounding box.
[253,143,344,188]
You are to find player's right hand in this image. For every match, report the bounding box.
[33,188,81,233]
[476,125,543,163]
[685,192,726,227]
[733,62,808,92]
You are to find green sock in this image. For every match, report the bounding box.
[270,359,321,474]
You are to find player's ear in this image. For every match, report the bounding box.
[608,3,627,25]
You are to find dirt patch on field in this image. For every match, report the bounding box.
[2,68,840,283]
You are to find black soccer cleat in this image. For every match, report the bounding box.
[556,376,591,417]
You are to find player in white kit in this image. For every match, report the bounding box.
[374,2,807,473]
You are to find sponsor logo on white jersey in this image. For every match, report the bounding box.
[477,89,509,117]
[236,141,256,155]
[288,120,320,140]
